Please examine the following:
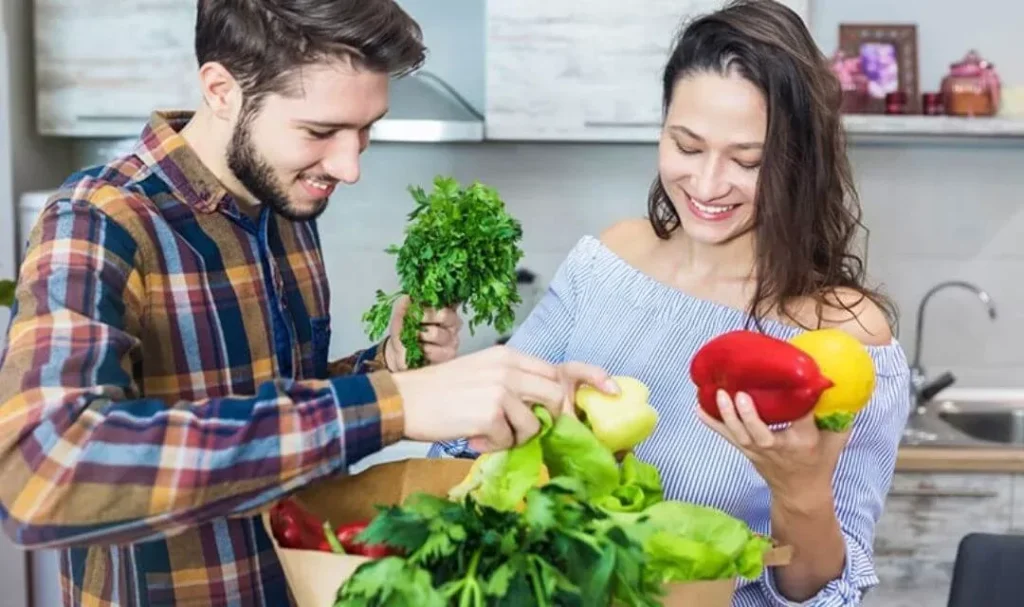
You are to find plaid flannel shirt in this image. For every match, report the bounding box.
[0,112,404,606]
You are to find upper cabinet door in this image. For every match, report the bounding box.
[35,0,199,137]
[485,0,809,141]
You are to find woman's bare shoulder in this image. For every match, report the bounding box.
[598,218,660,263]
[792,287,894,346]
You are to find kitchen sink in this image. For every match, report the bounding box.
[937,408,1024,445]
[902,389,1024,448]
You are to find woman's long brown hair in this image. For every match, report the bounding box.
[648,0,897,334]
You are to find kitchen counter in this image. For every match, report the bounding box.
[896,386,1024,472]
[897,444,1024,472]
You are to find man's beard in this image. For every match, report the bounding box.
[226,117,329,223]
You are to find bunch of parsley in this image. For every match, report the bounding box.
[0,279,13,309]
[362,176,524,369]
[333,478,665,607]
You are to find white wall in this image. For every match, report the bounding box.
[1,0,76,604]
[0,2,14,339]
[0,3,25,606]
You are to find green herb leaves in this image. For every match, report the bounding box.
[332,407,775,606]
[334,481,665,607]
[335,556,446,607]
[0,279,14,309]
[362,176,524,369]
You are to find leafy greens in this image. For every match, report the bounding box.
[361,176,524,369]
[0,279,13,309]
[333,402,776,606]
[335,480,665,607]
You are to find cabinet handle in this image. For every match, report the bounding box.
[583,120,662,128]
[889,488,998,498]
[77,115,151,121]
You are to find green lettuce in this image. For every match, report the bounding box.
[450,407,625,510]
[539,411,620,500]
[444,404,771,586]
[610,501,773,582]
[596,453,664,513]
[447,407,552,511]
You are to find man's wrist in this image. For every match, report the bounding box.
[367,370,405,446]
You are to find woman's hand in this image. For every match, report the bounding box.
[698,388,853,601]
[697,389,850,508]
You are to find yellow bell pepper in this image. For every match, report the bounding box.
[788,328,876,431]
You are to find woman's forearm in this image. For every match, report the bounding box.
[769,487,847,601]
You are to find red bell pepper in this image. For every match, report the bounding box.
[269,499,397,558]
[689,330,833,424]
[269,498,332,551]
[333,521,398,558]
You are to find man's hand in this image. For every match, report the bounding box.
[385,295,462,371]
[556,361,620,417]
[393,346,603,452]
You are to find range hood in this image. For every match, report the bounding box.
[371,71,485,143]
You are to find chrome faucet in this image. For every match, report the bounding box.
[910,280,997,411]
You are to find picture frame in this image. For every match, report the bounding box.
[838,24,919,114]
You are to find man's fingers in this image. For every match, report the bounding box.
[422,344,457,364]
[422,306,461,328]
[502,396,543,446]
[503,349,560,382]
[390,295,411,319]
[560,362,619,394]
[420,325,457,346]
[507,369,566,416]
[475,408,515,453]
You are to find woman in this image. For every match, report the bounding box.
[431,0,910,604]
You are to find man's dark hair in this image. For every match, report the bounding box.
[195,0,426,105]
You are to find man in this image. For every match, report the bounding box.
[0,1,615,604]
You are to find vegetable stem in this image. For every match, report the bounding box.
[323,522,346,554]
[528,556,546,606]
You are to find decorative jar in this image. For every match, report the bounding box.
[941,50,1001,116]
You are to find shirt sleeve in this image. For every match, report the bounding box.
[327,338,390,376]
[759,347,912,606]
[427,236,595,460]
[0,198,404,550]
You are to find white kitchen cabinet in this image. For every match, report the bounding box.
[35,0,200,137]
[34,0,487,141]
[868,471,1015,606]
[485,0,809,141]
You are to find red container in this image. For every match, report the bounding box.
[885,91,908,114]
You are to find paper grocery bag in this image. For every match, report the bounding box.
[262,458,474,607]
[262,458,792,607]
